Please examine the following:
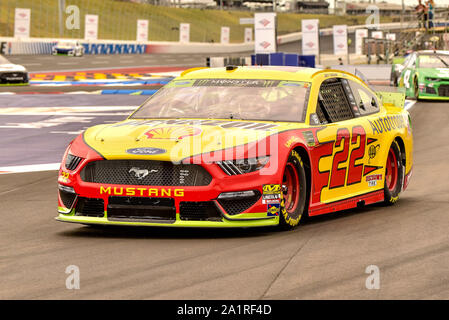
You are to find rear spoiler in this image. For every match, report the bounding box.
[375,91,406,109]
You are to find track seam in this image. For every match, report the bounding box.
[259,229,316,299]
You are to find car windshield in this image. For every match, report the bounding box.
[130,79,310,122]
[419,54,449,68]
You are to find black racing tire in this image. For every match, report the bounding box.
[390,71,398,87]
[279,150,308,229]
[413,78,420,100]
[383,141,404,205]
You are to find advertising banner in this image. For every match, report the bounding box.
[333,25,348,55]
[179,23,190,43]
[254,13,277,53]
[372,31,383,39]
[221,27,230,44]
[137,19,149,42]
[14,8,31,38]
[244,28,253,43]
[355,29,368,55]
[386,33,396,41]
[85,14,99,40]
[301,19,319,56]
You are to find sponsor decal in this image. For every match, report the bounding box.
[302,131,316,147]
[58,171,70,183]
[258,19,270,27]
[144,126,201,140]
[100,186,184,197]
[285,136,301,148]
[129,167,158,180]
[193,79,284,87]
[368,144,380,162]
[263,184,281,194]
[126,147,166,155]
[267,203,280,216]
[368,115,406,135]
[262,184,281,204]
[259,41,271,49]
[366,174,382,187]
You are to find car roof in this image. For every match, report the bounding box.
[177,66,357,82]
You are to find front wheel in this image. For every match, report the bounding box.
[279,150,308,229]
[384,141,404,205]
[413,78,420,100]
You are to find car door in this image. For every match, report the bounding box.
[310,76,372,205]
[346,79,386,189]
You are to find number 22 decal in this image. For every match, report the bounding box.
[329,126,366,189]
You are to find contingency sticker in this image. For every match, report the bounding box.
[366,174,382,187]
[267,203,280,216]
[262,184,281,204]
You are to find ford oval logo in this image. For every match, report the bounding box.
[126,147,166,155]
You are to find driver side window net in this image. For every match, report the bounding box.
[317,78,354,123]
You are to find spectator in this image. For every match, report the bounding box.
[423,1,429,29]
[427,0,435,29]
[415,0,426,28]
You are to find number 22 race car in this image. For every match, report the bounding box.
[57,66,413,229]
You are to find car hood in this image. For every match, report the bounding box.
[83,118,305,162]
[417,67,449,79]
[0,64,27,72]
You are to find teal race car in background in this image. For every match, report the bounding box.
[391,50,449,100]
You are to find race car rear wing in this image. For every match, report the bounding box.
[376,91,406,109]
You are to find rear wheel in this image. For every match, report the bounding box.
[384,141,404,205]
[279,150,307,229]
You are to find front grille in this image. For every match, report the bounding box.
[81,160,212,186]
[425,87,437,95]
[65,154,83,171]
[75,197,105,217]
[107,196,176,222]
[59,189,77,209]
[438,84,449,97]
[218,192,261,215]
[179,201,222,221]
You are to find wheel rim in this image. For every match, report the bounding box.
[282,163,300,214]
[386,148,398,192]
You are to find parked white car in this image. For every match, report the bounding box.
[52,40,84,57]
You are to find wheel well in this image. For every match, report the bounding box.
[394,137,406,166]
[293,146,311,213]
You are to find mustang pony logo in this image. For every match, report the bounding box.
[129,167,158,180]
[144,126,201,140]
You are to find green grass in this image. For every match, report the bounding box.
[0,0,394,42]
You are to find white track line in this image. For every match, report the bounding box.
[0,163,60,174]
[404,100,417,111]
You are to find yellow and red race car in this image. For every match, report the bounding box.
[56,66,413,229]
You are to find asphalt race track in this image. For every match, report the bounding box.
[1,99,448,299]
